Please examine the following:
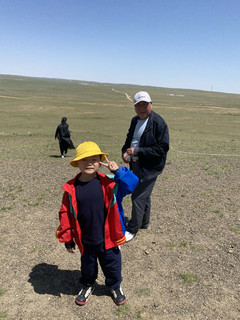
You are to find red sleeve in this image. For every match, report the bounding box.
[56,192,74,244]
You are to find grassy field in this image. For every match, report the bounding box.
[0,74,239,319]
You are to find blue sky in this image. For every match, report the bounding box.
[1,0,240,94]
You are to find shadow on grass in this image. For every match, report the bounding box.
[28,263,110,298]
[49,155,63,158]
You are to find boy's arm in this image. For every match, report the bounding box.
[100,155,139,196]
[114,167,139,197]
[56,192,75,245]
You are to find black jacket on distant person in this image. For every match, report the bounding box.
[122,111,169,182]
[55,122,75,149]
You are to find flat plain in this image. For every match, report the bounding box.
[0,75,240,319]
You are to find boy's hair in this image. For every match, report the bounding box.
[70,141,108,167]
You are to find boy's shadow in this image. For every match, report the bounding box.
[28,263,109,298]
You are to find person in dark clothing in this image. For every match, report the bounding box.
[122,91,169,242]
[55,117,75,157]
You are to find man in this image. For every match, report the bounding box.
[122,91,169,242]
[55,117,75,158]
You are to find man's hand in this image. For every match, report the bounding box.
[126,147,135,157]
[122,152,131,163]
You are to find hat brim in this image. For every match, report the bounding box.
[134,99,152,105]
[70,152,109,167]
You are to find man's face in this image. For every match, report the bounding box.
[134,101,152,120]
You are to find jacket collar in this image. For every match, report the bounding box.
[62,172,113,194]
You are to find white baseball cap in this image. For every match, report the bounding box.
[134,91,152,105]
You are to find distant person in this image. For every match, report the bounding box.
[55,117,75,158]
[56,141,139,306]
[122,91,169,242]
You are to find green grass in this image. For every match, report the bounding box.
[180,273,199,283]
[1,75,239,164]
[0,289,5,296]
[229,226,240,232]
[136,309,144,319]
[167,242,177,248]
[31,247,43,253]
[0,206,12,211]
[0,311,7,319]
[116,303,130,317]
[179,241,187,247]
[138,288,150,296]
[191,246,203,252]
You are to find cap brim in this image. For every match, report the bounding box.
[70,152,109,167]
[134,99,151,105]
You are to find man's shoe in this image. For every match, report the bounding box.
[140,223,149,229]
[125,231,135,242]
[61,155,64,158]
[75,285,95,306]
[110,286,127,305]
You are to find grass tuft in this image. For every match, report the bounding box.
[116,303,130,317]
[0,289,5,296]
[180,273,199,283]
[139,288,150,296]
[0,206,12,211]
[229,226,240,232]
[0,311,7,319]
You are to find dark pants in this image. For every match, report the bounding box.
[80,242,122,290]
[59,141,68,156]
[127,161,157,234]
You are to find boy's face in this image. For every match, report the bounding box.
[76,155,101,175]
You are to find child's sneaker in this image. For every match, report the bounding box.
[110,286,127,305]
[75,284,95,305]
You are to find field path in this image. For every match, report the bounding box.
[112,88,133,102]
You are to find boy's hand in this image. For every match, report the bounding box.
[65,241,75,253]
[100,156,119,172]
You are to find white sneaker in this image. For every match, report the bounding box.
[125,231,135,242]
[61,155,64,158]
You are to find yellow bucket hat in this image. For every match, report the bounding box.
[70,141,108,167]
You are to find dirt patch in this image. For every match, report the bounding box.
[0,151,239,320]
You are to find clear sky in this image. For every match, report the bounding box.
[1,0,240,94]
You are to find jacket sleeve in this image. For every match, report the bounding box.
[114,167,139,198]
[55,125,60,139]
[56,192,75,244]
[121,117,136,154]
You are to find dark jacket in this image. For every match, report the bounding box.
[55,123,75,149]
[55,123,70,141]
[122,111,169,181]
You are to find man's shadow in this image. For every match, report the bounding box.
[28,263,110,298]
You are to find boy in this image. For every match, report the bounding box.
[56,141,139,306]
